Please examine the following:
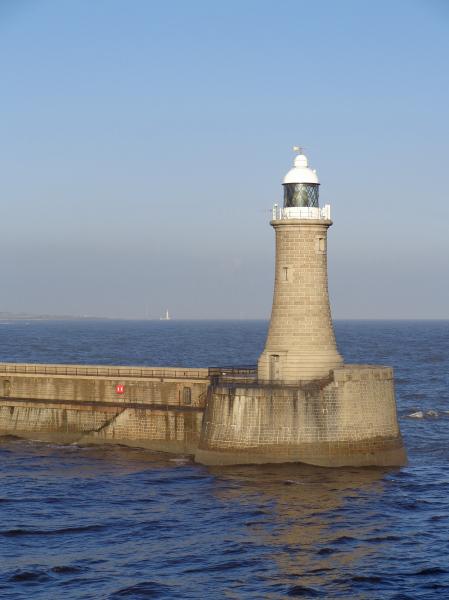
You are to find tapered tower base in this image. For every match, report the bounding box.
[195,365,407,467]
[257,219,343,384]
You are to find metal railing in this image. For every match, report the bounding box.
[0,362,211,380]
[272,204,331,220]
[209,366,257,376]
[0,362,258,381]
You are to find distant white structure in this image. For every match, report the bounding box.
[160,309,171,321]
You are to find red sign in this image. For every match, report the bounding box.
[115,384,125,394]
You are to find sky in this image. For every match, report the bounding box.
[1,0,448,319]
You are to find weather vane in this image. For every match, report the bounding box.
[293,145,304,154]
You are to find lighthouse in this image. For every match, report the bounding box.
[258,148,343,383]
[196,147,406,468]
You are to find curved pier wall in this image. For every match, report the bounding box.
[196,365,407,467]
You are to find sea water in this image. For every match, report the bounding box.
[0,319,448,599]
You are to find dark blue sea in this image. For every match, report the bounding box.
[0,319,448,599]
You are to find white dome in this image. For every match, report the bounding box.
[283,152,319,185]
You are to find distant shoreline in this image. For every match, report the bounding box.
[0,315,448,322]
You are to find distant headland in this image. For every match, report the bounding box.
[0,311,109,321]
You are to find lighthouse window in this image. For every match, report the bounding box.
[283,183,319,208]
[283,267,289,281]
[316,236,326,253]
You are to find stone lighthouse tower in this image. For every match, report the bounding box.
[258,148,343,383]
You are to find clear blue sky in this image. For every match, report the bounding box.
[1,0,448,318]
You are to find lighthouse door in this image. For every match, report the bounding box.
[270,355,281,381]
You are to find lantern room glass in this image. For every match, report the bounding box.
[283,183,320,208]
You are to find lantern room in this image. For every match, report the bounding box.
[272,149,330,220]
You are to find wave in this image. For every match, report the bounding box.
[287,585,324,597]
[50,565,85,574]
[1,524,105,537]
[365,534,402,543]
[413,566,447,576]
[350,575,383,583]
[8,569,52,583]
[108,581,172,598]
[184,558,258,574]
[317,547,339,555]
[407,410,444,419]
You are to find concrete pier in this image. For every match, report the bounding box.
[0,360,406,467]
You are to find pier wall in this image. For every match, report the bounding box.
[0,363,406,466]
[0,363,209,453]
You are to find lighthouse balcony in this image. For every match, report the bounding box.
[272,204,331,220]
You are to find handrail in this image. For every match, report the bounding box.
[209,366,257,375]
[0,362,210,380]
[272,204,331,220]
[0,362,257,380]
